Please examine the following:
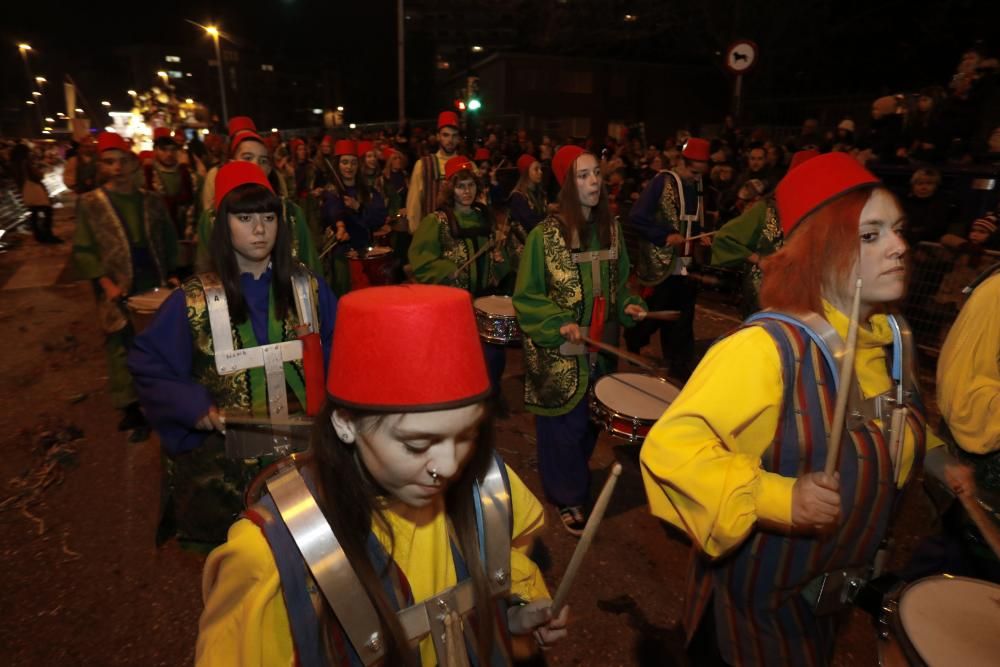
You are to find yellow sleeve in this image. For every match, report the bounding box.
[506,465,550,600]
[196,519,295,667]
[639,326,796,559]
[406,159,425,233]
[937,274,1000,455]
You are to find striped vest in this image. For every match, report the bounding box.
[683,316,927,667]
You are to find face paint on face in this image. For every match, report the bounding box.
[346,403,484,508]
[235,140,272,176]
[574,153,602,210]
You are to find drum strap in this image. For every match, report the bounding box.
[264,454,513,666]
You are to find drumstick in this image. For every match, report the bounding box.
[221,412,314,428]
[552,463,623,616]
[579,335,661,372]
[686,230,718,242]
[641,310,682,321]
[957,490,1000,561]
[449,240,495,280]
[825,277,863,476]
[319,237,343,259]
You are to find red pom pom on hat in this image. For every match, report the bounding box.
[97,131,130,154]
[775,152,879,236]
[551,145,585,187]
[681,137,710,162]
[445,156,475,180]
[214,161,274,211]
[334,140,356,157]
[516,154,537,174]
[438,111,460,130]
[326,285,490,411]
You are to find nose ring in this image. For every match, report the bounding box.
[428,468,440,484]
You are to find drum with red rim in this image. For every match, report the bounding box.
[589,372,680,443]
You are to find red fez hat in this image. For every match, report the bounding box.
[381,146,399,161]
[228,116,257,138]
[775,152,879,236]
[334,140,356,157]
[172,130,186,145]
[204,134,224,151]
[681,137,710,162]
[152,127,171,141]
[230,131,266,157]
[445,156,475,181]
[326,285,490,411]
[788,149,820,172]
[138,150,154,162]
[516,154,537,174]
[289,138,306,154]
[551,145,585,187]
[437,111,460,130]
[264,135,279,152]
[473,147,490,162]
[321,135,334,147]
[214,161,275,211]
[356,140,375,157]
[97,131,130,154]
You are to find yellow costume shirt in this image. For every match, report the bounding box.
[196,464,548,667]
[640,302,942,559]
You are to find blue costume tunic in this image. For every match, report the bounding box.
[321,185,388,253]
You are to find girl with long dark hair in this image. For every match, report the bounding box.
[129,161,337,548]
[513,146,647,535]
[196,285,568,666]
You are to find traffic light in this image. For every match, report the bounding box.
[467,76,481,112]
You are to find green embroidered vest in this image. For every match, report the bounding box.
[435,209,499,294]
[636,171,685,286]
[523,217,620,414]
[183,269,318,415]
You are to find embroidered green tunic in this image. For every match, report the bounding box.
[710,198,783,316]
[636,171,687,286]
[409,207,510,294]
[514,217,645,416]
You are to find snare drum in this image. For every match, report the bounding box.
[590,372,680,443]
[473,295,521,344]
[347,246,394,289]
[126,287,174,333]
[877,575,1000,667]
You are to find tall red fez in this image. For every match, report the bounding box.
[152,127,171,141]
[230,131,266,157]
[517,154,537,174]
[681,137,710,162]
[214,161,275,211]
[437,111,460,130]
[334,140,356,157]
[228,116,257,137]
[172,129,186,145]
[788,149,820,172]
[138,150,154,162]
[551,145,585,187]
[356,140,375,157]
[321,135,334,147]
[382,146,399,161]
[97,131,130,154]
[445,156,475,180]
[290,138,306,155]
[775,152,879,236]
[473,147,490,162]
[326,285,490,411]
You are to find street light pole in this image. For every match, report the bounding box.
[397,0,405,125]
[206,26,229,126]
[18,43,42,135]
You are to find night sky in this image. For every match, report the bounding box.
[2,0,996,130]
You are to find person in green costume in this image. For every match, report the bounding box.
[72,131,179,442]
[194,129,321,276]
[513,146,646,535]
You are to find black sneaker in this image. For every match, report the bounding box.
[558,505,587,537]
[117,403,146,431]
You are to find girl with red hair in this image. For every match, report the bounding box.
[640,153,943,666]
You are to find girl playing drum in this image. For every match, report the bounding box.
[196,285,568,666]
[640,153,943,666]
[513,146,646,535]
[129,161,337,548]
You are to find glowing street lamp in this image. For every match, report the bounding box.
[101,100,111,107]
[18,43,31,52]
[204,24,229,124]
[35,76,46,85]
[127,89,137,97]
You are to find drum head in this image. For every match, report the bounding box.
[593,373,679,421]
[365,246,392,257]
[474,295,516,317]
[899,575,1000,667]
